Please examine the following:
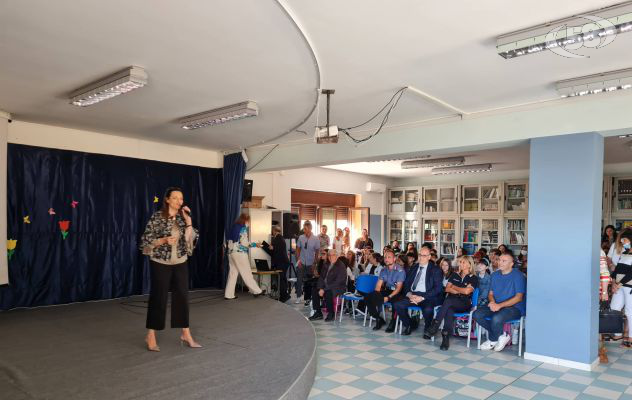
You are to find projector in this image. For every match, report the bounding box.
[315,125,339,144]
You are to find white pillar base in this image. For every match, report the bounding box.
[524,352,599,371]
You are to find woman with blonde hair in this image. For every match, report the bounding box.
[426,255,479,350]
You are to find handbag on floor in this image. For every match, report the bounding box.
[599,301,624,334]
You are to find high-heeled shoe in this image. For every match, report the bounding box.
[180,336,203,348]
[145,338,160,352]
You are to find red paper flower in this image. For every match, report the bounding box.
[59,220,70,231]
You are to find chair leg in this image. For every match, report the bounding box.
[466,314,472,348]
[338,298,344,323]
[351,300,357,319]
[477,325,481,349]
[518,317,524,357]
[363,306,368,326]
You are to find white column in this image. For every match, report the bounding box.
[0,111,9,285]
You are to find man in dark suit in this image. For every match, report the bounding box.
[391,247,444,336]
[309,249,347,322]
[261,225,290,302]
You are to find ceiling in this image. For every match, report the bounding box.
[2,1,632,152]
[323,136,632,177]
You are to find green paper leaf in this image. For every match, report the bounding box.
[7,249,15,260]
[61,231,69,240]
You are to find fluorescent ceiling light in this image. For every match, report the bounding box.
[180,101,259,130]
[619,134,632,138]
[401,156,465,169]
[431,163,492,175]
[497,2,632,59]
[556,68,632,98]
[70,66,147,106]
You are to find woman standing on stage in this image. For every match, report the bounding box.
[224,213,264,299]
[140,187,201,352]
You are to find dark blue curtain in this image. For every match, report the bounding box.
[221,152,246,286]
[1,144,224,310]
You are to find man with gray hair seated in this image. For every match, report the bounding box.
[308,249,347,322]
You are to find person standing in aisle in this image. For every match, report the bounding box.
[318,225,331,250]
[224,213,264,300]
[262,225,291,303]
[354,228,374,251]
[140,187,201,352]
[332,228,344,256]
[295,221,320,304]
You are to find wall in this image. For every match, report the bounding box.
[245,167,394,250]
[0,112,8,285]
[7,121,223,168]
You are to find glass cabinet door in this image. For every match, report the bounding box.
[462,186,479,212]
[462,218,479,255]
[423,188,438,213]
[481,219,499,249]
[390,190,404,213]
[439,187,456,212]
[423,219,438,248]
[389,219,403,243]
[481,185,500,212]
[404,190,419,213]
[405,219,419,245]
[616,179,632,212]
[506,218,527,252]
[439,219,456,258]
[506,183,528,213]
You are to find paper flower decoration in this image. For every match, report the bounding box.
[48,208,56,215]
[7,239,17,260]
[71,200,79,208]
[153,196,159,203]
[59,220,70,240]
[23,216,31,224]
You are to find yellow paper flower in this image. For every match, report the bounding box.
[7,239,17,250]
[153,196,159,203]
[23,216,31,224]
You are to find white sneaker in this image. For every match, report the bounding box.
[294,298,302,304]
[480,340,497,350]
[494,333,511,352]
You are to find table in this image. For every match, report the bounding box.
[252,270,283,300]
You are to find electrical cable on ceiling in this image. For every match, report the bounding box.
[340,87,408,144]
[246,144,280,171]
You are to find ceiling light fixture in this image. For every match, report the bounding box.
[619,133,632,138]
[431,163,493,175]
[180,101,259,130]
[556,68,632,98]
[401,156,465,169]
[69,66,147,106]
[497,2,632,59]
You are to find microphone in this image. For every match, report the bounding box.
[181,205,192,216]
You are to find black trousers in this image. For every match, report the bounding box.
[393,296,441,330]
[311,286,335,315]
[274,263,290,301]
[364,289,403,320]
[435,296,470,334]
[146,260,189,330]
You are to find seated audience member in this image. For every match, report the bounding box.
[430,249,438,263]
[391,248,444,336]
[397,254,410,272]
[498,244,508,254]
[488,249,501,273]
[406,242,418,258]
[479,247,489,261]
[427,255,478,350]
[476,260,491,307]
[345,250,358,291]
[358,247,372,270]
[452,247,464,267]
[438,257,453,287]
[391,240,402,254]
[516,245,528,272]
[354,228,374,251]
[368,253,384,276]
[308,249,347,322]
[406,252,417,268]
[364,248,406,331]
[474,253,526,352]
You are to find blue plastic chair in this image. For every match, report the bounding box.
[452,288,479,348]
[394,305,441,339]
[339,274,378,323]
[477,315,526,356]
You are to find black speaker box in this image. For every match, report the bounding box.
[242,179,253,202]
[283,212,300,239]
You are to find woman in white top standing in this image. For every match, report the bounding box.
[333,228,344,256]
[608,229,628,270]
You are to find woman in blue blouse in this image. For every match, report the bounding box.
[224,213,263,299]
[364,248,406,330]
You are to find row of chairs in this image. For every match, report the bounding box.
[334,274,525,356]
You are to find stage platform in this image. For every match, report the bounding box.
[0,290,316,400]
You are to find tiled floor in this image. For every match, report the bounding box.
[292,302,632,400]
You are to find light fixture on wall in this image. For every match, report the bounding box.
[180,101,259,130]
[556,68,632,98]
[496,2,632,59]
[69,66,148,106]
[401,156,465,169]
[431,163,492,175]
